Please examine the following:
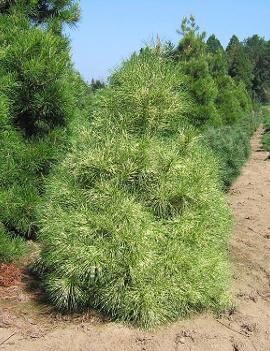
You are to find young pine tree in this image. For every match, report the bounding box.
[207,34,251,124]
[226,35,253,93]
[37,49,233,328]
[175,17,220,127]
[244,35,270,103]
[206,34,228,76]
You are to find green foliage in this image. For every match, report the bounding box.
[262,107,270,151]
[205,127,250,188]
[234,81,253,113]
[215,76,251,125]
[0,222,28,263]
[0,123,68,236]
[31,0,80,27]
[206,35,228,77]
[185,59,220,126]
[0,15,85,238]
[244,35,270,103]
[37,51,233,328]
[0,7,262,328]
[205,34,252,125]
[175,17,220,127]
[206,34,224,54]
[0,0,80,33]
[226,35,253,92]
[148,19,258,137]
[0,20,74,136]
[90,79,105,93]
[173,18,252,128]
[205,112,261,188]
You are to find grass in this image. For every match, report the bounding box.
[0,222,28,263]
[37,50,233,328]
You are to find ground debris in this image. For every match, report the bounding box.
[0,264,22,288]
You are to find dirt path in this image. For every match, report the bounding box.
[1,127,270,351]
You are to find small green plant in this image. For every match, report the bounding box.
[262,106,270,151]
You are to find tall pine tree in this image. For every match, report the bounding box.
[206,34,228,76]
[226,35,253,92]
[244,35,270,102]
[207,34,251,124]
[175,16,220,127]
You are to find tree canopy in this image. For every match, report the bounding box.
[244,35,270,102]
[226,35,253,92]
[0,0,80,33]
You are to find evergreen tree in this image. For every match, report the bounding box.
[161,40,177,61]
[0,0,80,33]
[206,34,228,77]
[206,34,251,124]
[90,79,105,93]
[0,3,86,239]
[207,34,224,54]
[226,35,253,92]
[37,50,232,327]
[244,35,270,102]
[215,76,245,124]
[175,16,220,127]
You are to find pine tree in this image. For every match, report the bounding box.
[90,79,105,93]
[0,3,84,239]
[206,34,251,124]
[215,75,244,124]
[0,0,80,33]
[37,50,233,327]
[244,35,270,102]
[206,34,228,76]
[207,34,224,54]
[226,35,253,92]
[175,16,220,127]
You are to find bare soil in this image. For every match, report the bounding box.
[1,127,270,351]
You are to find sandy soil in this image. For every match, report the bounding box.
[1,126,270,351]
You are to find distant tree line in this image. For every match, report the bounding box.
[161,16,270,127]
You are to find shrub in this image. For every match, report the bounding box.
[205,112,261,188]
[235,81,253,114]
[37,50,233,328]
[205,126,251,188]
[262,106,270,151]
[215,76,244,125]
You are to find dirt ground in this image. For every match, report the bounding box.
[1,126,270,351]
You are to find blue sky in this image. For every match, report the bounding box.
[66,0,270,82]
